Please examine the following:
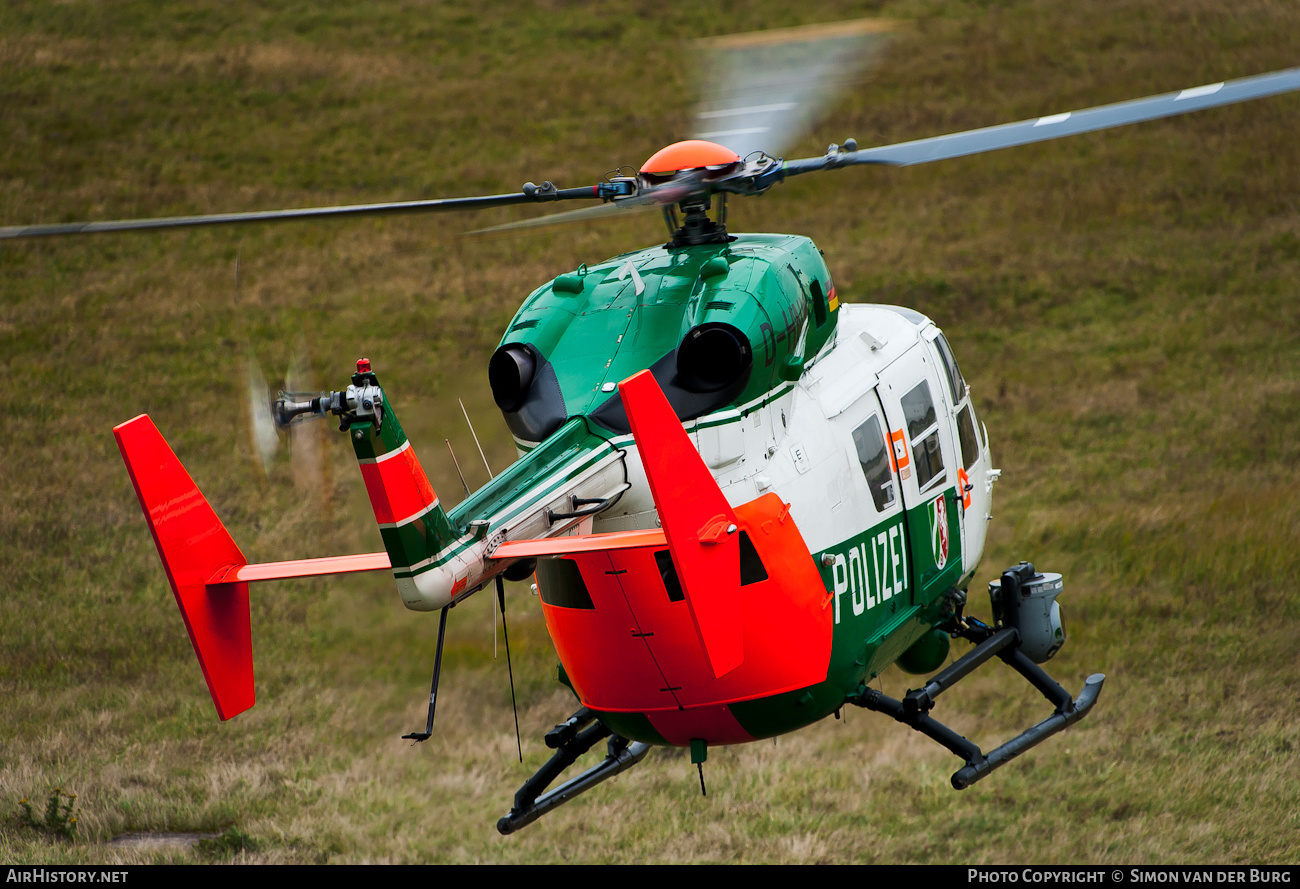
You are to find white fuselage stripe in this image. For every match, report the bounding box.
[378,499,442,530]
[357,439,411,466]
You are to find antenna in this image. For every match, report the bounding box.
[459,398,493,479]
[445,439,471,497]
[496,575,523,762]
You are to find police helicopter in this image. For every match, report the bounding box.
[5,19,1298,835]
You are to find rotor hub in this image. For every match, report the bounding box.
[640,140,742,177]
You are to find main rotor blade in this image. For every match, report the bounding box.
[465,170,705,237]
[465,201,652,239]
[694,19,897,160]
[0,185,604,241]
[785,67,1300,175]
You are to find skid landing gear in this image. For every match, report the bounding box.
[850,563,1105,790]
[496,707,652,835]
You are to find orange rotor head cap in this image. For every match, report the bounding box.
[641,140,742,175]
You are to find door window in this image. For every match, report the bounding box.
[851,413,896,512]
[902,380,946,492]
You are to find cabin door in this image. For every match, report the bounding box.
[875,345,963,608]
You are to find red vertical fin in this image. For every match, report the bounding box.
[114,415,255,720]
[618,371,743,677]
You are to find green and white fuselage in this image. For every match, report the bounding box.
[363,233,997,741]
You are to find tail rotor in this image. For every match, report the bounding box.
[244,344,331,500]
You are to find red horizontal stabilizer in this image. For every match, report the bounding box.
[619,370,744,678]
[489,529,667,560]
[213,552,391,584]
[114,415,255,720]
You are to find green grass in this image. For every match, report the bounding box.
[2,0,1298,864]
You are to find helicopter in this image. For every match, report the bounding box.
[6,18,1299,836]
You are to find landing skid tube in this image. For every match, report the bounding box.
[497,708,652,835]
[850,623,1105,790]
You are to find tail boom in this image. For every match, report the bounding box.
[344,368,632,612]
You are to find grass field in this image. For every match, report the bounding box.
[2,0,1298,864]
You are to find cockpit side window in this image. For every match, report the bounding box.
[932,333,966,405]
[902,380,946,492]
[957,404,980,470]
[852,413,896,512]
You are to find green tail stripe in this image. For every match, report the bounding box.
[379,515,460,571]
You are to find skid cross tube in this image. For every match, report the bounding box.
[851,626,1105,789]
[497,724,651,835]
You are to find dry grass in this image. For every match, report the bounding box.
[1,0,1298,864]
